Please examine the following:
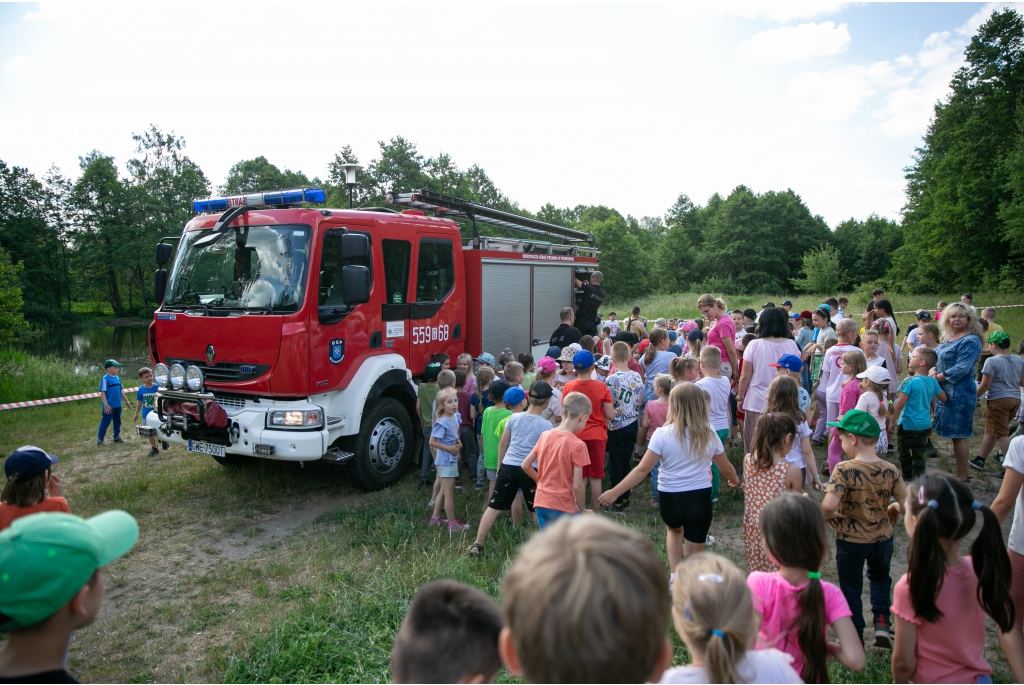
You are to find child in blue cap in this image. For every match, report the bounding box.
[770,354,811,415]
[97,360,132,446]
[1,446,71,531]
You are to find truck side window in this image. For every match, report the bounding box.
[382,240,412,305]
[415,239,454,302]
[319,231,372,307]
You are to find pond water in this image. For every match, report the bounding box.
[23,325,151,380]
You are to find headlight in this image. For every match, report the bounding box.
[185,365,204,391]
[153,363,170,388]
[267,408,323,429]
[169,364,185,390]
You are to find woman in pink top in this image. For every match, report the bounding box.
[892,474,1021,684]
[827,350,866,473]
[748,494,864,683]
[736,308,800,452]
[697,294,738,380]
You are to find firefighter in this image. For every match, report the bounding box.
[574,271,606,337]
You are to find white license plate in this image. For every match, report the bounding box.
[188,440,225,457]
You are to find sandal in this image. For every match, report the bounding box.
[468,543,483,557]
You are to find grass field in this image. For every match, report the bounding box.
[0,396,1018,683]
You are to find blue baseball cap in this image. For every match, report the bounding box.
[545,346,561,359]
[4,446,59,480]
[573,350,595,371]
[770,354,804,373]
[503,387,526,407]
[475,352,496,366]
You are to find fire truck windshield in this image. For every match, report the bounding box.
[165,225,311,313]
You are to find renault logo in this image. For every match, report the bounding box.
[206,345,215,364]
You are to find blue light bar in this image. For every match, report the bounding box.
[192,187,326,213]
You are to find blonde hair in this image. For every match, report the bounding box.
[611,341,631,364]
[561,391,593,420]
[696,294,727,312]
[504,362,524,384]
[672,553,756,685]
[437,369,456,390]
[841,349,866,383]
[939,302,984,340]
[861,329,878,340]
[456,352,474,370]
[654,373,673,398]
[836,318,858,337]
[667,382,715,459]
[434,387,458,421]
[670,356,699,383]
[475,366,495,401]
[699,345,721,370]
[502,516,669,684]
[861,379,889,419]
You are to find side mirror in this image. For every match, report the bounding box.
[156,242,173,266]
[154,269,168,304]
[342,265,371,306]
[341,234,369,260]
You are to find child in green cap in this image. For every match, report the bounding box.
[969,330,1024,473]
[0,510,139,682]
[97,360,133,447]
[821,409,907,650]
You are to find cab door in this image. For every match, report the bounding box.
[408,235,463,374]
[380,238,412,363]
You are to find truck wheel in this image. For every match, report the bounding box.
[346,397,414,491]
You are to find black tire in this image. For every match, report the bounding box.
[345,397,414,491]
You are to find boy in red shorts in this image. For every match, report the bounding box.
[564,350,614,513]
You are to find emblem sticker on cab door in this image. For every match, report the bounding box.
[386,321,405,338]
[329,339,345,365]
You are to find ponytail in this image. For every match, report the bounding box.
[644,329,667,365]
[971,500,1016,632]
[704,627,742,685]
[795,576,829,684]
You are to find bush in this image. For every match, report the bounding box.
[791,244,847,294]
[0,349,95,404]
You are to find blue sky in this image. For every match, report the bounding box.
[0,3,1012,226]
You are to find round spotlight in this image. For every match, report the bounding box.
[153,363,170,388]
[169,364,185,390]
[185,365,204,392]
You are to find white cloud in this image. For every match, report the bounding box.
[957,2,1024,36]
[4,55,30,73]
[872,32,964,136]
[701,2,848,23]
[787,61,904,121]
[739,21,851,64]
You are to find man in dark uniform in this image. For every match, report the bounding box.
[549,307,582,351]
[574,271,605,337]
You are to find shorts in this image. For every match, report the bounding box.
[582,439,607,479]
[486,469,497,481]
[658,488,714,543]
[986,398,1020,438]
[535,507,576,530]
[435,463,459,478]
[488,464,536,512]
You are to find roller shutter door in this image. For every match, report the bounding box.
[481,263,532,358]
[532,266,572,346]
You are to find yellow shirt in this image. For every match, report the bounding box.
[987,322,1004,333]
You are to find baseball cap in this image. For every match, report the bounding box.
[594,355,612,372]
[769,354,803,373]
[422,362,442,383]
[800,310,813,319]
[537,356,559,374]
[827,409,881,438]
[742,308,757,319]
[856,366,891,384]
[103,359,122,368]
[687,329,704,343]
[915,309,932,321]
[529,380,553,400]
[782,300,792,306]
[0,510,139,630]
[573,350,595,371]
[762,302,775,309]
[475,352,496,366]
[637,339,651,354]
[544,346,561,359]
[681,320,698,333]
[503,386,526,407]
[4,446,59,480]
[489,380,511,402]
[988,330,1011,345]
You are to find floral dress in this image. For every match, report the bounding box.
[934,335,983,439]
[742,453,790,573]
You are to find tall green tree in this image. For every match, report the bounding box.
[220,156,311,195]
[0,246,29,342]
[831,214,903,288]
[791,244,847,294]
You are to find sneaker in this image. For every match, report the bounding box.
[455,480,462,490]
[650,498,659,508]
[429,516,445,527]
[96,440,104,446]
[969,456,987,471]
[995,469,1005,481]
[447,519,470,532]
[161,441,169,450]
[706,535,716,545]
[418,480,427,489]
[474,481,484,490]
[612,503,626,515]
[600,505,611,513]
[148,448,159,457]
[113,437,124,444]
[874,616,892,650]
[427,500,435,509]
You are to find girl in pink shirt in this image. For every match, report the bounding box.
[636,374,671,508]
[827,350,865,473]
[892,474,1019,684]
[748,493,865,683]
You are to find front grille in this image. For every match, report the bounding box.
[165,359,270,383]
[213,393,248,411]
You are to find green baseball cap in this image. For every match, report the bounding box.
[0,510,138,630]
[827,409,881,438]
[103,359,122,368]
[988,330,1010,346]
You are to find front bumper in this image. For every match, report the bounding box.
[144,391,327,461]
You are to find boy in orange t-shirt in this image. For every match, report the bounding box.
[0,446,71,531]
[563,350,614,513]
[521,391,593,529]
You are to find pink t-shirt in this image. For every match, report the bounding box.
[706,315,736,364]
[747,571,852,677]
[891,559,991,684]
[643,400,669,435]
[742,339,801,414]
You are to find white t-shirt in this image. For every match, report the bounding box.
[659,648,802,684]
[501,413,551,467]
[647,424,725,492]
[907,327,920,347]
[820,343,857,403]
[785,420,811,469]
[1004,436,1024,555]
[865,355,886,369]
[541,386,562,427]
[696,376,732,431]
[855,390,886,431]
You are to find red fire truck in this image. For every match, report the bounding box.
[141,187,599,489]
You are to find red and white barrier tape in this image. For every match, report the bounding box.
[0,387,141,412]
[893,303,1024,315]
